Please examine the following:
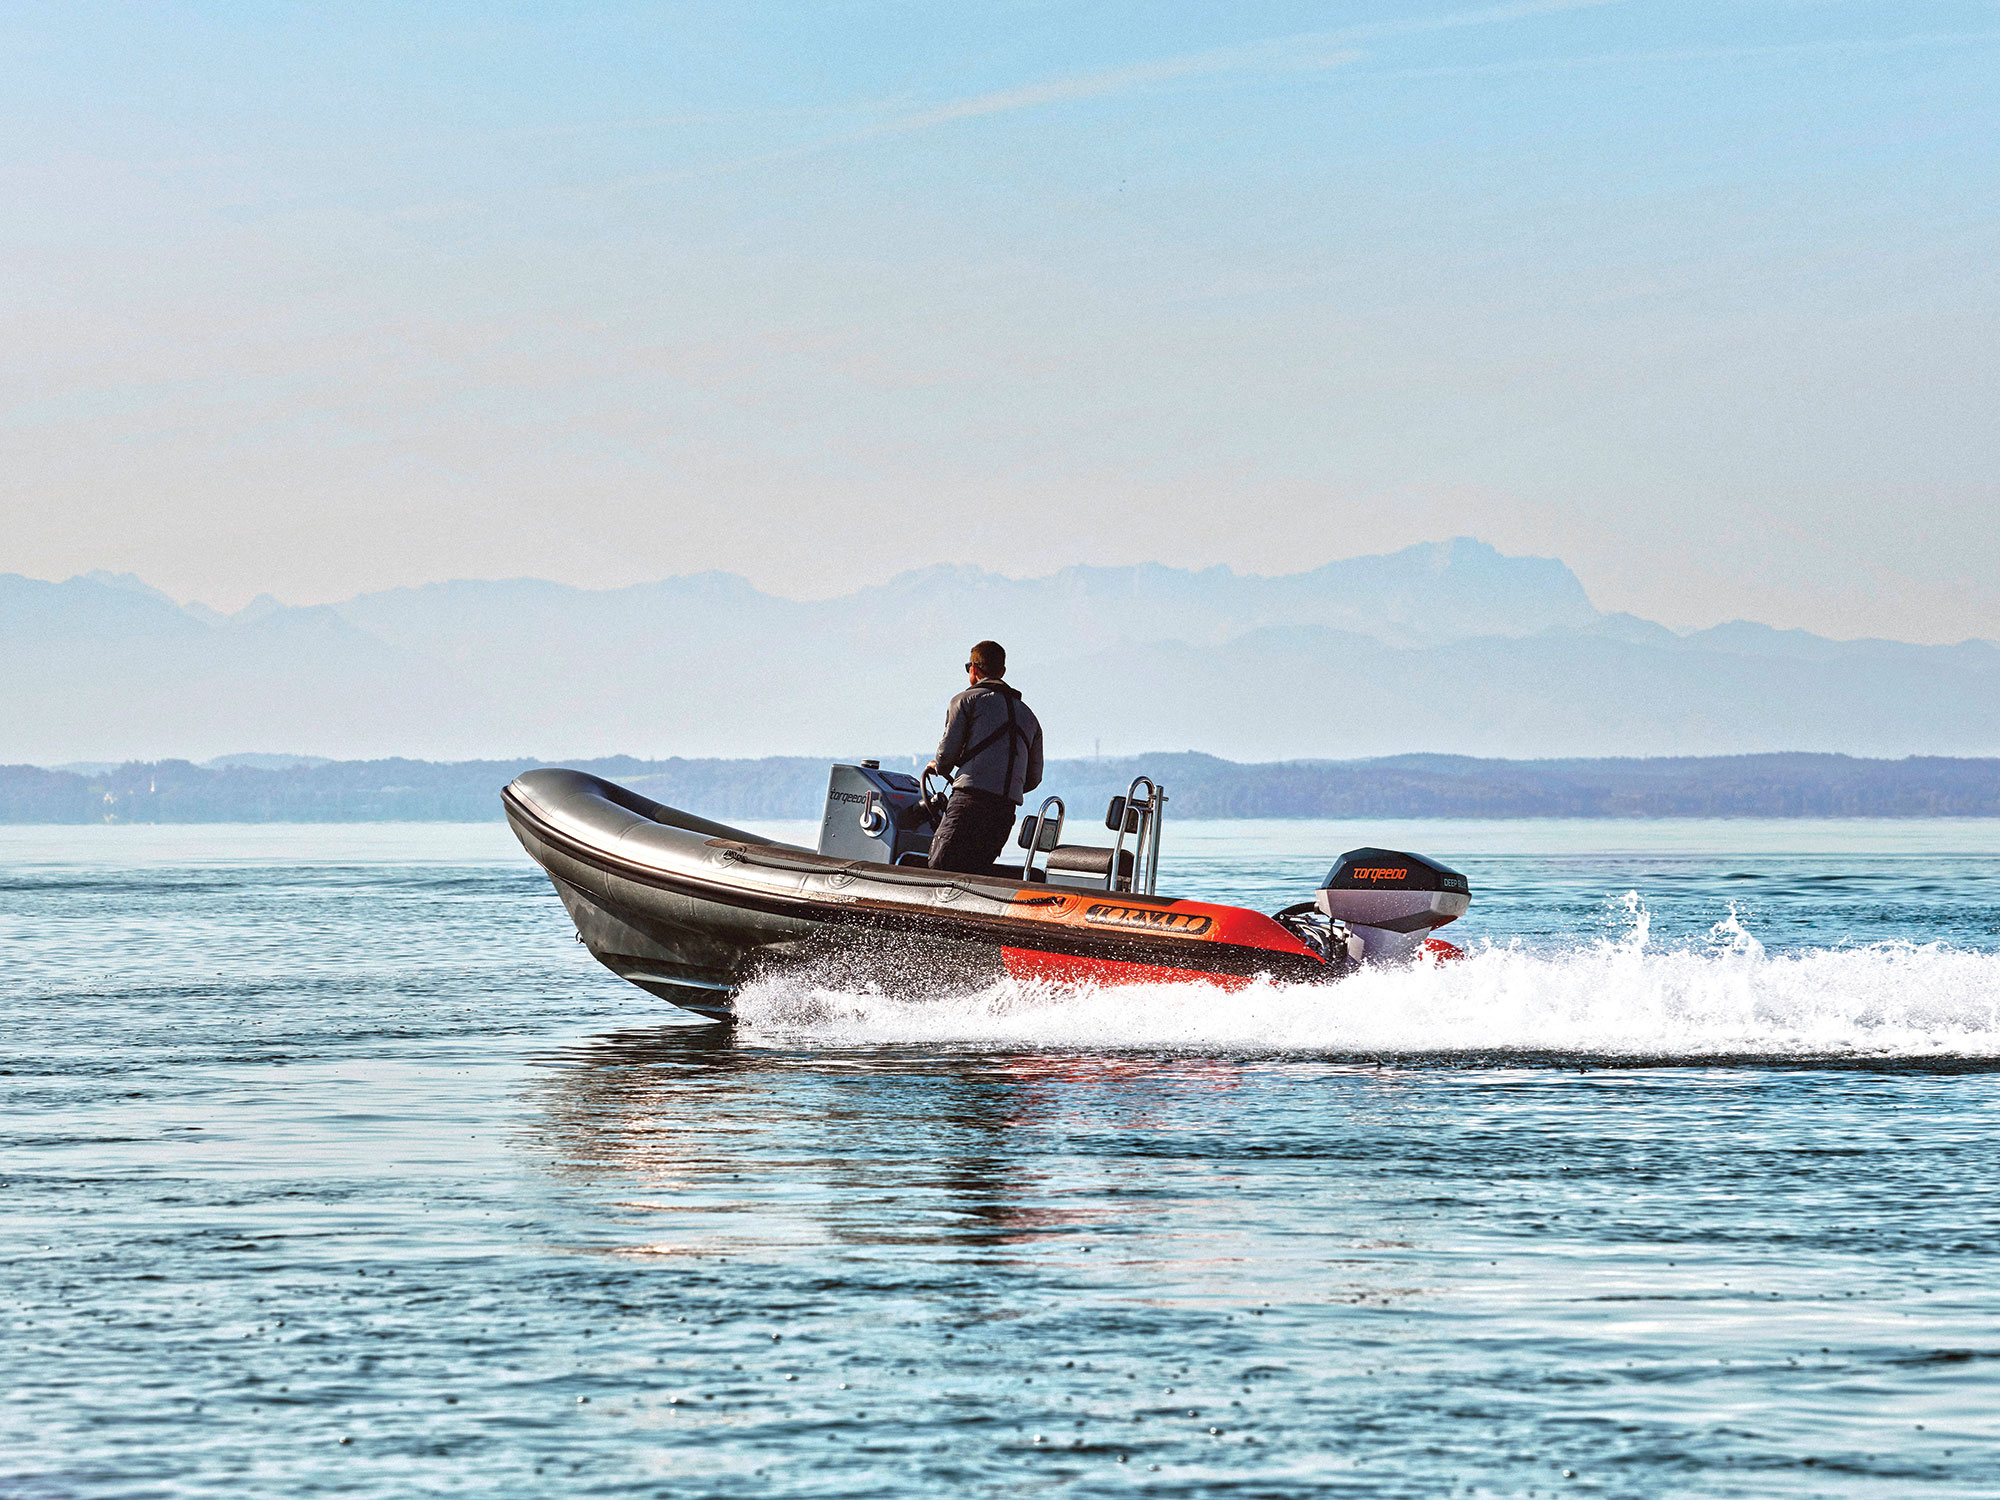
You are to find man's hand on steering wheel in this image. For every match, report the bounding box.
[918,764,953,824]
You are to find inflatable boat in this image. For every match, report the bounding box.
[503,762,1471,1021]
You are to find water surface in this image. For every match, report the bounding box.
[5,820,2000,1496]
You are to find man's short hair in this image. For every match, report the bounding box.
[970,640,1006,676]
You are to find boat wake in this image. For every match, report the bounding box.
[733,903,2000,1060]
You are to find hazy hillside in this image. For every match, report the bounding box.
[4,539,1997,763]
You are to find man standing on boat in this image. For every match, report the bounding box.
[925,640,1044,873]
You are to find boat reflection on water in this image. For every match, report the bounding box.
[513,1025,1419,1277]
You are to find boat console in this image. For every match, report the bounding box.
[817,761,934,865]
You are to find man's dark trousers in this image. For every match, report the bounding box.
[928,787,1017,874]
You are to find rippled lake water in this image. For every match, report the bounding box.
[6,818,2000,1497]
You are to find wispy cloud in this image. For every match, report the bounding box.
[868,0,1622,138]
[1326,0,1625,46]
[1372,27,2000,83]
[587,0,1626,193]
[872,39,1360,138]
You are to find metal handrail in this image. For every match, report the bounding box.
[1020,795,1065,883]
[1144,781,1168,895]
[1109,776,1169,895]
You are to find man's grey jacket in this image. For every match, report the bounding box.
[935,678,1044,804]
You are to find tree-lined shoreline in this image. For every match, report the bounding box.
[5,751,1999,823]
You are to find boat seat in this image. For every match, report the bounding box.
[1043,845,1135,890]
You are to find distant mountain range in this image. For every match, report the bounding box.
[4,540,1997,763]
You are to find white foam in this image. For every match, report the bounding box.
[734,903,2000,1058]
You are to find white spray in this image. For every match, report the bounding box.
[733,897,2000,1058]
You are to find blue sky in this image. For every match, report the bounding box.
[3,1,1996,639]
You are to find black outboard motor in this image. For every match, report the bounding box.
[1316,847,1471,963]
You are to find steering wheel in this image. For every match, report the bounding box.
[918,767,953,826]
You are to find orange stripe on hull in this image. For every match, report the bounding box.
[1001,946,1256,990]
[1000,889,1317,956]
